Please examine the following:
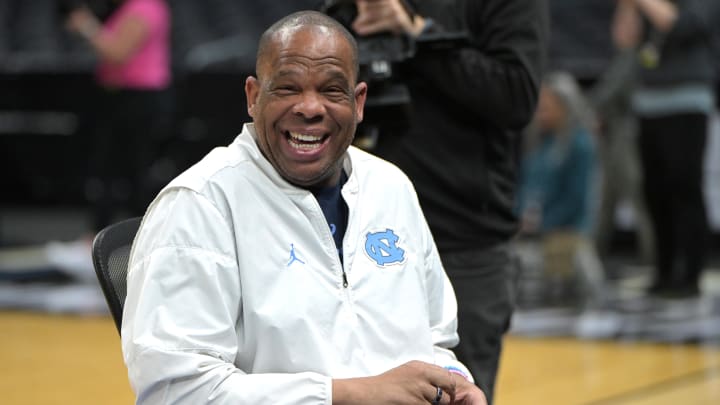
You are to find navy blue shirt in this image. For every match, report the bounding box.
[310,171,349,263]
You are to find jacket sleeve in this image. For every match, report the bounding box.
[121,188,332,404]
[411,0,549,130]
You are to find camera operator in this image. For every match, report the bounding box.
[349,1,548,402]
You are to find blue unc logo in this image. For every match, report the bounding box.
[364,229,405,266]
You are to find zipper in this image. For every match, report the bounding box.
[307,193,350,289]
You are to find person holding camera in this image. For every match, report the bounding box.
[351,1,549,402]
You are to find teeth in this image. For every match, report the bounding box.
[288,131,323,142]
[290,141,320,150]
[287,131,325,150]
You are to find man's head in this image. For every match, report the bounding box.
[245,10,367,188]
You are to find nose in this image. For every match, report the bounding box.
[292,91,325,120]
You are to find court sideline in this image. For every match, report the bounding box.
[1,311,718,404]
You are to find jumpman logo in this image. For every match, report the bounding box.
[287,243,305,267]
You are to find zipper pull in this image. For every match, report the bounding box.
[342,270,349,288]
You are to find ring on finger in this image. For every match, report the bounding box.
[431,386,442,405]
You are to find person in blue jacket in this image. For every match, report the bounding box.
[516,71,603,307]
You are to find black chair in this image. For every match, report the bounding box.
[91,216,142,334]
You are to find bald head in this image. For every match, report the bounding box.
[256,10,359,81]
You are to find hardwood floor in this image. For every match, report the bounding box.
[497,336,720,405]
[1,311,134,405]
[2,311,719,404]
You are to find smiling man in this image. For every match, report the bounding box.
[121,10,485,405]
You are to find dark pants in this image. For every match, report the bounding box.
[86,86,174,231]
[441,244,517,405]
[638,113,708,293]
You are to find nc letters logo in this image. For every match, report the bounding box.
[364,229,405,266]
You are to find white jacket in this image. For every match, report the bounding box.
[122,123,470,404]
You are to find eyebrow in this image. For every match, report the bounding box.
[274,68,302,79]
[272,68,352,88]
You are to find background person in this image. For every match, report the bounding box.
[65,0,173,232]
[350,0,549,401]
[516,72,604,310]
[619,0,720,298]
[590,0,654,267]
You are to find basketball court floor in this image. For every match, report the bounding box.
[1,310,719,405]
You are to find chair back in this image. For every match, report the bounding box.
[91,217,142,334]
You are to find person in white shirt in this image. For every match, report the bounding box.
[121,10,485,405]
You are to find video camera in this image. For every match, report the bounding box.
[320,0,468,146]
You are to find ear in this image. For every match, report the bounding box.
[354,81,368,123]
[245,76,260,118]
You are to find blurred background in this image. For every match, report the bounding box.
[1,0,719,404]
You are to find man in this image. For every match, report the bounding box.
[121,10,485,404]
[351,0,548,402]
[619,0,719,299]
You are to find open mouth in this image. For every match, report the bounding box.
[286,131,329,151]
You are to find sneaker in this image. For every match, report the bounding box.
[574,310,622,339]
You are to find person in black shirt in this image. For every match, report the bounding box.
[351,1,548,402]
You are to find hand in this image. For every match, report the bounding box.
[631,0,678,32]
[612,0,642,49]
[451,374,487,405]
[65,6,100,38]
[352,0,424,37]
[333,360,460,404]
[520,207,541,235]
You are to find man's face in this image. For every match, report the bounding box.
[245,26,367,188]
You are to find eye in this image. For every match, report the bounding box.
[323,86,349,99]
[273,85,298,95]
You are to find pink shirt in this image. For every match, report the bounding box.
[97,0,171,89]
